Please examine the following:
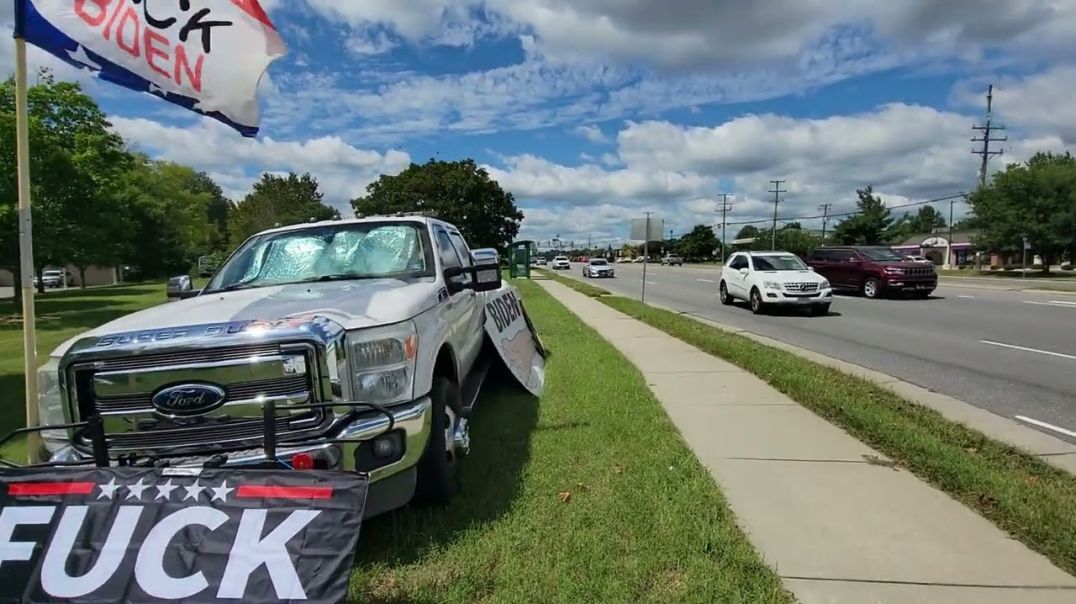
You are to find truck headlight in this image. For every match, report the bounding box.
[346,321,417,405]
[763,281,782,290]
[36,358,68,449]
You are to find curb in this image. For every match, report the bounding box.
[640,300,1076,476]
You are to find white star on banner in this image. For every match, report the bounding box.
[97,478,120,500]
[126,478,150,501]
[184,480,206,501]
[155,480,179,501]
[210,481,234,502]
[66,45,101,71]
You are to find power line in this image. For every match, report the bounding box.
[972,84,1006,187]
[721,193,967,228]
[768,180,786,251]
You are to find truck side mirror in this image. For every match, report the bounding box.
[166,275,200,301]
[470,248,503,292]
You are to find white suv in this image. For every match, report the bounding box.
[551,256,571,270]
[720,251,833,315]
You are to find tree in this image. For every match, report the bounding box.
[735,225,761,240]
[677,224,719,260]
[117,157,218,278]
[190,172,231,252]
[968,152,1076,272]
[0,71,129,301]
[229,173,339,244]
[832,186,894,245]
[352,159,523,249]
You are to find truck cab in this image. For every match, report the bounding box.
[36,216,503,517]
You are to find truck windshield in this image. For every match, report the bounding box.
[753,255,807,271]
[206,223,432,292]
[860,248,904,261]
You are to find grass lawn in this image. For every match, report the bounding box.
[349,279,789,602]
[539,271,1076,577]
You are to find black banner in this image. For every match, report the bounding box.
[0,467,368,603]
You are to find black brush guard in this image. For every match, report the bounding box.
[0,401,395,470]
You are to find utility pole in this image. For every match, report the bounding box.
[642,212,652,303]
[818,203,833,244]
[769,180,787,251]
[972,85,1007,187]
[717,193,732,264]
[946,196,959,269]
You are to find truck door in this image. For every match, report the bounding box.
[447,228,484,373]
[434,227,473,378]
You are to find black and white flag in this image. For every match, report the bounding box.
[0,467,368,603]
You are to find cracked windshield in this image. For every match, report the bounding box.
[2,1,1075,603]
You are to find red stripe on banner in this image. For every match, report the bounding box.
[230,0,277,31]
[236,485,333,500]
[8,482,95,496]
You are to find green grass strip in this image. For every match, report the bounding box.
[350,280,791,603]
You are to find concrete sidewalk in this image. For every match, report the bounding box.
[538,280,1076,604]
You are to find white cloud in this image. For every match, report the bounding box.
[110,116,412,210]
[953,66,1076,146]
[574,124,608,143]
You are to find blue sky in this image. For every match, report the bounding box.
[4,1,1076,247]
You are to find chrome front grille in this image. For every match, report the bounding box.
[94,375,311,415]
[70,342,328,453]
[784,282,821,293]
[907,266,935,277]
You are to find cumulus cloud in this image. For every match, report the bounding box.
[110,117,412,210]
[573,125,607,143]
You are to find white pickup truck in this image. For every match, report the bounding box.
[34,215,543,517]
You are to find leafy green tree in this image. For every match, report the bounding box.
[969,152,1076,272]
[832,186,894,245]
[0,71,129,300]
[117,158,217,278]
[229,173,339,244]
[352,159,524,249]
[189,171,231,252]
[735,225,761,241]
[676,224,719,260]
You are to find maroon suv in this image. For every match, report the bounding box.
[806,246,937,299]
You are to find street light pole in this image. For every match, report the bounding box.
[1022,235,1029,279]
[642,213,652,303]
[718,193,732,265]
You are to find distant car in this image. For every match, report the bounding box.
[535,257,548,266]
[583,258,615,278]
[632,256,648,263]
[903,255,932,264]
[806,246,937,299]
[661,255,683,266]
[720,251,833,316]
[552,256,571,270]
[37,269,72,288]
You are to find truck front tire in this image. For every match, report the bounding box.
[416,376,463,504]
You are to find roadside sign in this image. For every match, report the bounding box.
[0,467,367,603]
[482,285,545,397]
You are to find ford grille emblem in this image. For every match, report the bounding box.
[151,384,226,417]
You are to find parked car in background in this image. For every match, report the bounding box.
[720,251,833,315]
[552,256,571,270]
[583,258,616,278]
[661,254,683,266]
[807,246,937,299]
[903,255,932,264]
[35,269,73,288]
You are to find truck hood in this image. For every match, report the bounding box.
[50,278,442,357]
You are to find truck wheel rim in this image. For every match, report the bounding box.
[446,408,470,459]
[865,281,877,297]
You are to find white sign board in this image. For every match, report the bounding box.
[482,285,545,397]
[630,217,665,241]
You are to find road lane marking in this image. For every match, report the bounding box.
[980,340,1076,361]
[958,295,975,299]
[697,279,715,283]
[1022,300,1076,308]
[645,281,657,285]
[1015,416,1076,439]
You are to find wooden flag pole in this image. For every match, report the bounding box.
[14,23,41,461]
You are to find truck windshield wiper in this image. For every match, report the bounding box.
[298,274,378,284]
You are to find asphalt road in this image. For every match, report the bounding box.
[555,262,1076,443]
